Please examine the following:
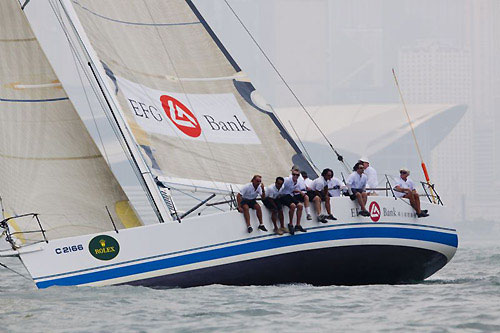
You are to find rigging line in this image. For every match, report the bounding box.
[52,1,166,222]
[392,68,436,203]
[48,1,112,167]
[142,1,225,186]
[223,0,350,173]
[0,261,32,281]
[287,120,320,173]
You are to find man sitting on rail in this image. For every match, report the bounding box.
[394,168,429,218]
[311,168,335,223]
[280,169,306,234]
[347,162,370,217]
[263,177,287,235]
[237,175,268,233]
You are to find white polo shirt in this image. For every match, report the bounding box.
[393,176,415,198]
[328,177,346,197]
[365,166,378,189]
[265,184,282,199]
[304,178,314,190]
[239,182,262,200]
[311,176,328,192]
[282,176,303,195]
[346,171,367,190]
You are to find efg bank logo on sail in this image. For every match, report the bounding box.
[117,76,261,144]
[160,95,201,138]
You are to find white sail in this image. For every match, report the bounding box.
[0,1,142,243]
[69,0,313,187]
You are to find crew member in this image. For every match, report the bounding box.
[347,162,370,216]
[359,157,378,195]
[263,177,287,235]
[394,168,429,218]
[237,175,268,233]
[301,170,314,220]
[280,169,306,234]
[311,168,335,223]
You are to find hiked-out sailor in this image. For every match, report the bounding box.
[262,177,287,235]
[288,166,313,220]
[328,174,347,198]
[237,175,268,233]
[359,157,378,196]
[311,168,336,223]
[280,169,306,234]
[347,162,370,216]
[394,168,429,218]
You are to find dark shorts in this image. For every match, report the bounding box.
[312,191,328,202]
[306,190,316,202]
[240,198,258,209]
[293,193,305,203]
[279,194,299,208]
[262,197,282,211]
[352,188,366,195]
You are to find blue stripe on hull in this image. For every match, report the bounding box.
[36,227,457,288]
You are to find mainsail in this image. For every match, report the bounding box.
[70,0,313,189]
[0,1,140,243]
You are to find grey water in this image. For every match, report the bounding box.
[1,226,499,332]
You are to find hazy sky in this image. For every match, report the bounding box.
[194,0,500,221]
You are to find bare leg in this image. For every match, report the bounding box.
[325,197,332,215]
[278,210,285,228]
[255,203,263,224]
[296,203,303,225]
[243,205,251,227]
[289,203,296,225]
[313,196,322,215]
[356,193,366,211]
[271,211,278,229]
[362,192,368,210]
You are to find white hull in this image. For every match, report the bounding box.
[13,197,457,288]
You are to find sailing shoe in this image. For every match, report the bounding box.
[422,209,428,214]
[317,215,328,223]
[326,214,337,221]
[306,214,313,220]
[288,223,295,235]
[417,212,429,218]
[258,224,268,232]
[294,225,307,233]
[247,226,253,233]
[361,210,370,217]
[274,228,284,235]
[279,227,289,234]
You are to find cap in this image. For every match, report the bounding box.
[359,157,369,163]
[400,167,410,174]
[290,165,300,172]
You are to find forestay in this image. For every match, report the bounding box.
[0,1,139,243]
[71,0,311,189]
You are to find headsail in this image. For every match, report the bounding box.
[0,1,140,243]
[70,0,313,188]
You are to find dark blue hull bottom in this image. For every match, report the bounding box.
[125,245,448,287]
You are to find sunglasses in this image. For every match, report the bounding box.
[292,173,300,176]
[400,171,408,174]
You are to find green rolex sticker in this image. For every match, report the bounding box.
[89,235,120,261]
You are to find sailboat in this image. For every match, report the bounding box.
[0,0,457,288]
